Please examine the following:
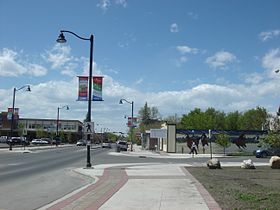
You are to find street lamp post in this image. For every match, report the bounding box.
[56,105,69,139]
[57,30,94,168]
[9,85,31,151]
[119,99,134,151]
[209,129,213,159]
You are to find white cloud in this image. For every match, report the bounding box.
[1,46,280,133]
[28,64,48,77]
[170,23,179,33]
[259,29,280,42]
[115,0,127,7]
[244,73,263,85]
[135,78,143,85]
[44,44,72,69]
[0,48,47,77]
[176,45,198,54]
[97,0,128,11]
[206,50,237,69]
[97,0,111,11]
[262,48,280,74]
[188,12,198,20]
[175,45,198,67]
[1,69,280,133]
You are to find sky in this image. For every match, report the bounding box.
[1,0,280,134]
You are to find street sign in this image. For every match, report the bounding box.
[84,122,94,134]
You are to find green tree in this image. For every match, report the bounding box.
[239,106,269,130]
[18,123,25,137]
[164,114,181,125]
[138,102,162,132]
[180,108,226,130]
[138,102,151,126]
[215,133,231,155]
[204,108,226,130]
[35,125,45,138]
[225,111,240,130]
[263,131,280,148]
[66,132,72,143]
[180,108,204,129]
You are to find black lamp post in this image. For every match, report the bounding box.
[119,99,134,151]
[56,105,69,137]
[9,85,31,151]
[57,30,94,168]
[275,69,280,116]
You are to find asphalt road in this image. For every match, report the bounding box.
[0,145,269,210]
[0,146,106,210]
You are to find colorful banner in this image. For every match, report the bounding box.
[77,76,88,101]
[92,76,103,101]
[7,108,19,120]
[127,117,137,128]
[77,76,103,101]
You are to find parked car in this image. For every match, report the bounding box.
[31,139,49,145]
[102,142,111,148]
[53,137,61,145]
[0,136,7,143]
[76,140,86,146]
[116,141,128,151]
[255,147,280,158]
[41,138,52,144]
[7,137,29,145]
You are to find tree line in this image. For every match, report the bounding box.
[137,104,271,131]
[136,103,280,148]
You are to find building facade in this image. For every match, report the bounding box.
[0,112,83,142]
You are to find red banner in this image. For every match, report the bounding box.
[92,76,103,101]
[77,76,88,101]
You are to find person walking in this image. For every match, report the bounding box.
[189,141,198,155]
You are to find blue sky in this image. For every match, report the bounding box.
[1,0,280,133]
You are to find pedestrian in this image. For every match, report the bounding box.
[189,141,198,155]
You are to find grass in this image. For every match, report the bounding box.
[186,166,280,210]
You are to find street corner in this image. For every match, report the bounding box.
[73,167,104,180]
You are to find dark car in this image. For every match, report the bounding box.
[116,141,128,151]
[255,147,280,158]
[7,137,30,146]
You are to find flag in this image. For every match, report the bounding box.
[77,76,88,101]
[127,117,137,128]
[92,76,103,101]
[77,76,104,101]
[7,108,19,120]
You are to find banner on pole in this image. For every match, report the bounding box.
[77,76,103,101]
[7,108,19,120]
[77,76,88,101]
[92,76,103,101]
[127,117,137,128]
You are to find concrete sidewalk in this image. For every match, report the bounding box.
[39,147,222,210]
[39,163,221,210]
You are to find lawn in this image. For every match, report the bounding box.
[186,166,280,210]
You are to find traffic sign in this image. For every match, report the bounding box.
[84,122,94,134]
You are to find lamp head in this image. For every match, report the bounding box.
[66,105,70,110]
[275,69,280,73]
[56,32,67,43]
[119,99,123,104]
